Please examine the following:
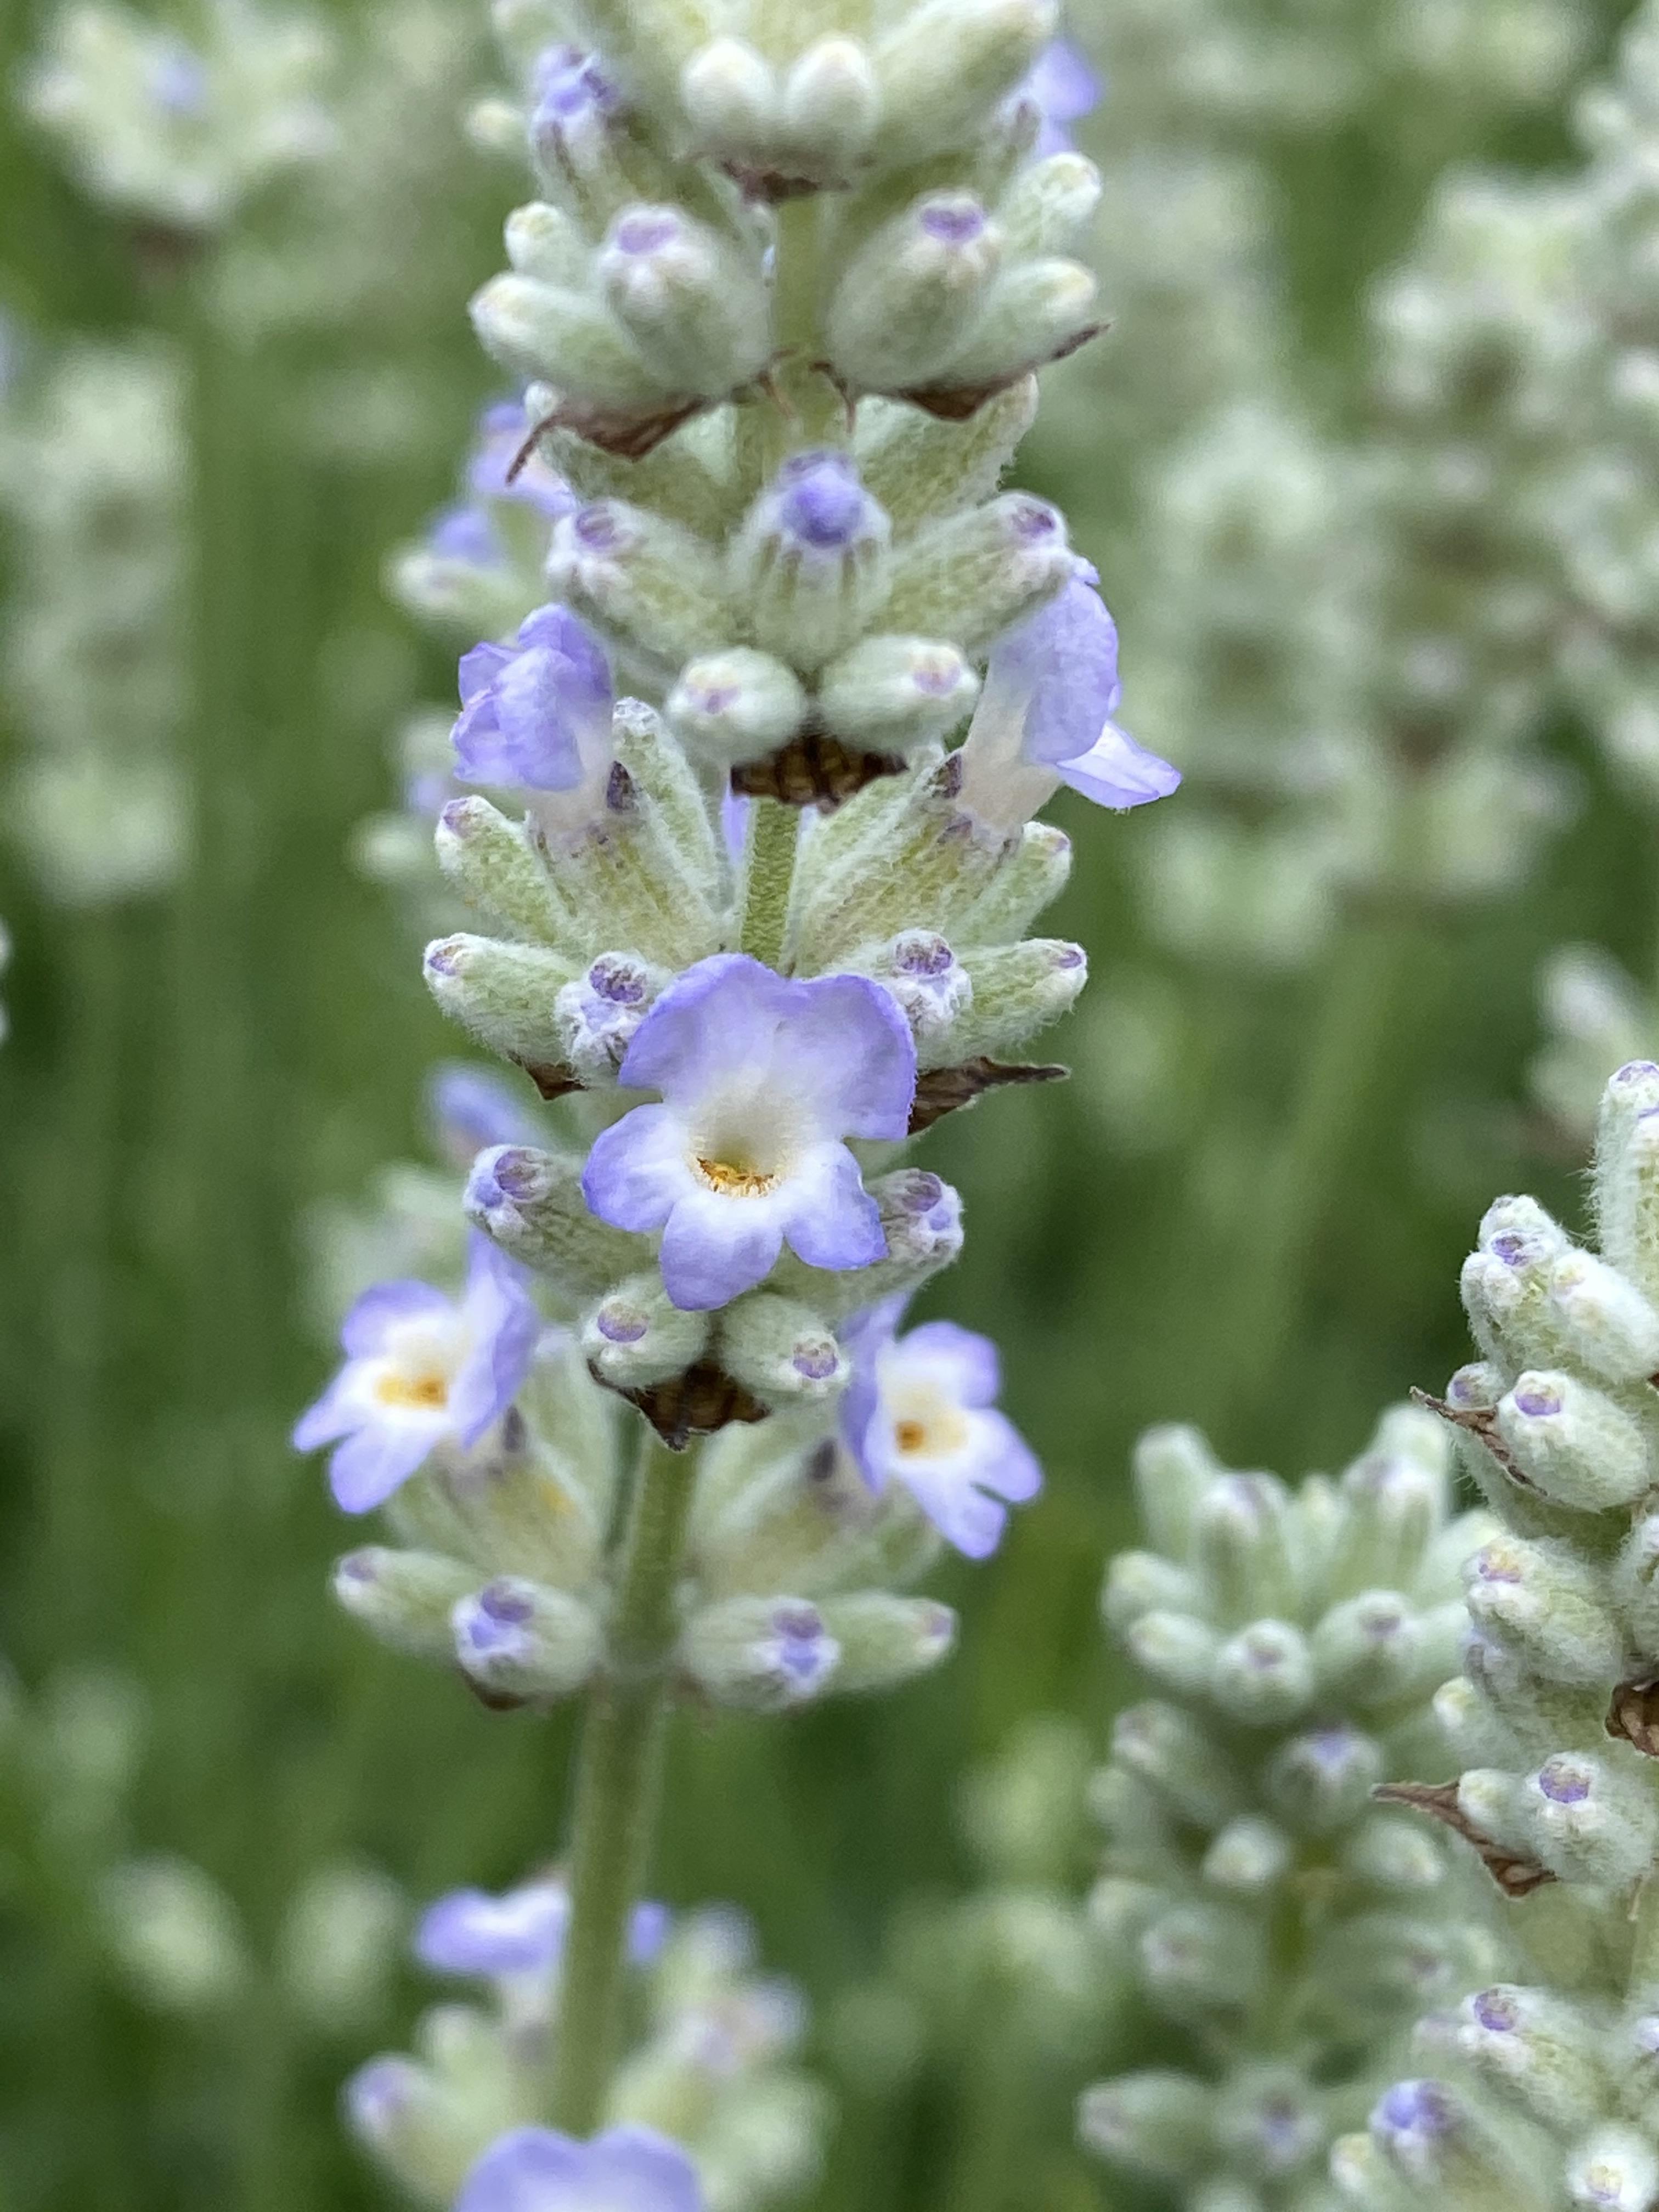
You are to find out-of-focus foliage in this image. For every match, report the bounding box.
[1,0,1656,2208]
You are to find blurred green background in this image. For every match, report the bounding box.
[0,0,1647,2204]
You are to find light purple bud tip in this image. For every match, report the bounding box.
[346,2057,417,2138]
[338,1551,378,1585]
[597,1304,648,1344]
[772,1606,830,1683]
[775,453,870,550]
[1056,944,1085,969]
[897,1171,946,1215]
[1538,1757,1591,1805]
[613,209,682,256]
[1010,498,1061,543]
[481,1582,534,1625]
[425,939,464,979]
[894,934,955,977]
[1472,1988,1519,2033]
[792,1340,839,1381]
[1513,1384,1562,1418]
[1307,1725,1362,1769]
[574,504,624,550]
[587,953,648,1005]
[491,1149,544,1203]
[1447,1365,1493,1409]
[1487,1231,1531,1267]
[1358,1597,1405,1641]
[1474,1545,1522,1585]
[919,194,989,245]
[1376,2081,1453,2138]
[1633,2016,1659,2055]
[1613,1060,1659,1085]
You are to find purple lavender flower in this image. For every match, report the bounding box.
[839,1303,1041,1558]
[428,1063,541,1167]
[1022,38,1101,155]
[292,1234,539,1511]
[457,2126,703,2212]
[582,955,916,1311]
[425,504,507,567]
[467,400,578,522]
[416,1875,668,1981]
[961,571,1180,825]
[453,604,613,795]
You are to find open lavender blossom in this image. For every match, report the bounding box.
[582,955,916,1311]
[416,1874,668,1982]
[292,1233,538,1511]
[840,1300,1041,1557]
[959,569,1179,829]
[456,2126,703,2212]
[452,605,613,796]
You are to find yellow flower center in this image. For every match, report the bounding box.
[375,1369,450,1411]
[894,1419,929,1454]
[694,1156,782,1199]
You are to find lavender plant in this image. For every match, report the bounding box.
[286,0,1182,2195]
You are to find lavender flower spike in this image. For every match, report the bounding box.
[582,955,916,1311]
[452,603,613,799]
[416,1874,668,1981]
[958,569,1180,831]
[456,2126,704,2212]
[840,1304,1041,1558]
[291,1233,539,1512]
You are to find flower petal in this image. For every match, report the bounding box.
[588,2128,707,2212]
[616,955,792,1103]
[1056,721,1181,809]
[583,1103,695,1233]
[970,1407,1043,1502]
[458,639,512,706]
[992,574,1122,770]
[449,1233,540,1443]
[328,1420,439,1514]
[781,1144,888,1272]
[901,1470,1009,1559]
[454,2128,586,2212]
[899,1319,1001,1407]
[658,1189,785,1310]
[771,975,916,1140]
[292,1364,367,1451]
[340,1279,454,1359]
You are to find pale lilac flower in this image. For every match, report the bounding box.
[467,400,578,522]
[1022,39,1100,155]
[453,605,613,796]
[582,955,915,1311]
[416,1875,668,1981]
[292,1234,539,1511]
[840,1302,1041,1558]
[958,570,1179,830]
[428,1063,541,1167]
[457,2126,703,2212]
[425,503,506,568]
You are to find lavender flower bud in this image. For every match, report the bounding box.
[1368,2079,1528,2204]
[665,648,808,769]
[824,193,1002,393]
[779,38,880,177]
[548,499,729,674]
[423,933,580,1066]
[1211,1619,1316,1726]
[1463,1534,1622,1686]
[814,1594,956,1693]
[867,0,1057,167]
[678,1596,842,1711]
[597,203,771,397]
[936,939,1086,1067]
[884,493,1074,653]
[1494,1369,1653,1510]
[716,1294,849,1407]
[331,1548,481,1663]
[1447,1985,1608,2135]
[997,150,1103,257]
[1077,2071,1215,2185]
[1594,1062,1659,1306]
[452,1576,603,1701]
[1514,1751,1659,1887]
[728,453,894,672]
[1324,1443,1447,1597]
[554,952,669,1085]
[1566,2128,1659,2212]
[1101,1550,1201,1634]
[866,932,974,1043]
[1123,1611,1222,1703]
[678,37,776,157]
[1193,1474,1299,1628]
[816,635,980,753]
[1111,1702,1242,1831]
[468,272,667,409]
[435,798,573,952]
[581,1272,711,1390]
[1138,1901,1264,2019]
[924,256,1099,396]
[1265,1724,1384,1836]
[464,1143,643,1295]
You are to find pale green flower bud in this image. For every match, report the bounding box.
[953,820,1072,943]
[504,200,589,286]
[1265,1724,1384,1835]
[555,0,716,129]
[464,1143,645,1295]
[718,1294,849,1408]
[422,933,580,1066]
[884,492,1073,652]
[1312,1593,1464,1709]
[435,797,580,952]
[1493,1370,1652,1510]
[867,0,1057,167]
[469,273,667,409]
[997,152,1102,257]
[1132,1423,1227,1561]
[1365,2079,1542,2211]
[778,38,880,182]
[278,1863,406,2034]
[1445,1984,1609,2134]
[582,1273,712,1390]
[1463,1534,1622,1686]
[1593,1060,1659,1305]
[928,938,1085,1066]
[816,636,980,754]
[1139,1900,1264,2019]
[597,205,772,397]
[1613,1510,1659,1651]
[1341,1813,1445,1893]
[1323,1440,1448,1599]
[388,1427,610,1594]
[103,1857,249,2016]
[666,649,808,769]
[926,259,1100,397]
[825,194,1003,394]
[332,1547,481,1662]
[1212,1619,1316,1725]
[1566,2128,1659,2212]
[727,454,894,673]
[678,1595,841,1711]
[1214,2067,1327,2188]
[1124,1610,1221,1702]
[1101,1550,1201,1634]
[1459,1195,1575,1370]
[1111,1702,1242,1830]
[1310,1910,1471,2025]
[452,1577,604,1701]
[1432,1674,1523,1767]
[548,500,729,674]
[1077,2070,1215,2185]
[679,38,776,162]
[1201,1815,1293,1895]
[1194,1473,1299,1628]
[1546,1246,1659,1383]
[814,1594,956,1692]
[1516,1750,1659,1887]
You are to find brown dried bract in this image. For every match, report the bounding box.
[909,1059,1068,1135]
[597,1360,769,1451]
[507,395,709,473]
[1409,1387,1536,1489]
[731,729,906,808]
[1374,1780,1556,1898]
[515,1059,583,1102]
[896,324,1107,422]
[1607,1677,1659,1758]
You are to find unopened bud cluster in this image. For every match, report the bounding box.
[1080,1410,1499,2208]
[349,1887,827,2211]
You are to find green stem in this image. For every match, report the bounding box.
[549,1424,697,2135]
[739,795,801,970]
